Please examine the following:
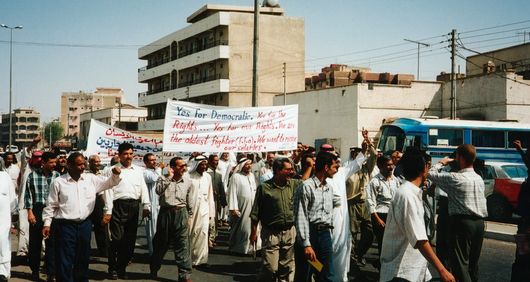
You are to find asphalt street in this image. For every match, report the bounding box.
[8,223,516,281]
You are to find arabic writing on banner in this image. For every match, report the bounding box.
[163,100,298,153]
[85,119,165,164]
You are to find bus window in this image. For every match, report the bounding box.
[378,126,405,154]
[428,128,463,146]
[472,130,505,148]
[405,135,422,150]
[508,131,530,148]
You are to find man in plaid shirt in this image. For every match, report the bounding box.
[24,151,60,281]
[428,144,487,282]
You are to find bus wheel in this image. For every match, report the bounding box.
[487,194,512,221]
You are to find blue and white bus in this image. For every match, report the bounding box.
[377,118,530,163]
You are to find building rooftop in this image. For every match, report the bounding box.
[467,42,530,58]
[187,4,284,23]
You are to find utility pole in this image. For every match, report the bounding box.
[283,62,286,105]
[118,101,122,129]
[404,39,430,80]
[450,29,457,120]
[251,0,260,107]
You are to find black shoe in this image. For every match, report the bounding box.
[150,270,158,279]
[31,271,40,282]
[0,275,7,282]
[108,271,118,280]
[118,272,129,279]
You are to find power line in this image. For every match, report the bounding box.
[459,19,530,34]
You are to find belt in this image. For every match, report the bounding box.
[114,198,140,203]
[54,218,89,225]
[311,223,333,231]
[267,224,294,231]
[161,205,186,212]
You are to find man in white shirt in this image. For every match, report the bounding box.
[42,152,121,282]
[380,149,454,282]
[103,143,151,279]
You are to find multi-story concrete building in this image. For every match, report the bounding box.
[78,104,147,149]
[60,87,125,136]
[0,108,40,149]
[137,4,305,131]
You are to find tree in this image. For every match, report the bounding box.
[43,122,64,147]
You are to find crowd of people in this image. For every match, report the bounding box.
[0,130,516,282]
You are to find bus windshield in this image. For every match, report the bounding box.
[378,126,406,154]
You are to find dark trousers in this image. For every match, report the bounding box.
[294,242,309,282]
[295,226,335,282]
[448,215,485,282]
[436,196,450,268]
[371,212,387,258]
[108,199,140,274]
[150,206,192,281]
[348,199,373,259]
[28,204,55,276]
[54,218,92,282]
[511,221,530,282]
[90,194,108,257]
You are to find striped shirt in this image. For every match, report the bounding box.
[366,173,401,214]
[24,169,60,209]
[294,176,336,247]
[428,163,488,217]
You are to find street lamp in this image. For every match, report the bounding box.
[1,24,23,151]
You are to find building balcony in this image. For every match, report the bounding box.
[138,45,229,83]
[138,78,229,107]
[177,39,228,59]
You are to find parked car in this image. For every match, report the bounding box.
[482,161,527,220]
[5,145,18,152]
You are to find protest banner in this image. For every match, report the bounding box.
[163,100,298,152]
[85,119,168,165]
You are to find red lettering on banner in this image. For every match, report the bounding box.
[172,120,197,133]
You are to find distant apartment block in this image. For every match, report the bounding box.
[0,108,40,149]
[60,87,124,136]
[137,4,305,131]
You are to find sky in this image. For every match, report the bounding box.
[1,0,530,122]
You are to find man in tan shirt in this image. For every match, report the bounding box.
[345,138,377,267]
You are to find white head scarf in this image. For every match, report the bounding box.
[188,155,208,174]
[233,157,252,174]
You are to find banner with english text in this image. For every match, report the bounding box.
[85,119,169,165]
[163,100,298,152]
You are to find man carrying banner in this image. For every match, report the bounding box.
[104,143,151,279]
[207,154,226,248]
[87,155,109,258]
[188,155,215,266]
[143,153,163,255]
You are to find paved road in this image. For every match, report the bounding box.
[9,224,516,281]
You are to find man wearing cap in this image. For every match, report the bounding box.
[188,155,215,266]
[346,138,377,269]
[228,157,259,254]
